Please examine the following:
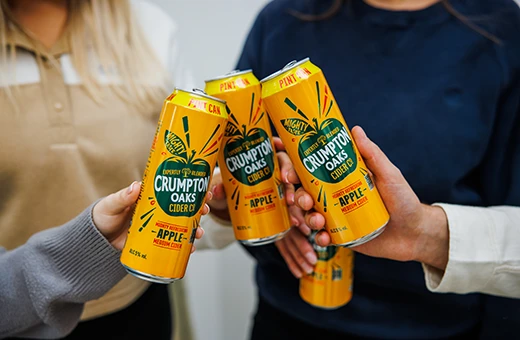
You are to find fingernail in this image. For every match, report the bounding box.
[305,252,317,265]
[303,263,314,274]
[309,215,316,228]
[294,270,303,279]
[207,190,213,200]
[291,217,299,227]
[283,172,289,184]
[211,185,217,194]
[298,196,306,208]
[127,181,138,195]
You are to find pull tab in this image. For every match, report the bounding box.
[192,88,207,95]
[283,60,299,70]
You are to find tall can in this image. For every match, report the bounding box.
[204,70,291,246]
[120,88,228,283]
[300,231,354,309]
[261,58,389,247]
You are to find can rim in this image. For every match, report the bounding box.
[174,87,226,104]
[204,69,253,83]
[259,57,310,83]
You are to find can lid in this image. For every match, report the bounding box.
[260,57,310,83]
[204,69,254,83]
[174,87,226,104]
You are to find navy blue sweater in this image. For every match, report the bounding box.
[236,0,520,338]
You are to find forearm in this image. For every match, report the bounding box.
[0,204,126,339]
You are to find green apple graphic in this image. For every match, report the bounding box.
[223,123,274,186]
[153,126,211,218]
[281,84,357,184]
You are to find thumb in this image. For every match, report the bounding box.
[351,126,401,182]
[96,181,141,216]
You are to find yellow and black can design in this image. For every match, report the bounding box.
[299,232,354,309]
[261,58,389,247]
[205,70,291,246]
[120,88,228,283]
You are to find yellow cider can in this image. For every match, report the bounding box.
[261,58,389,247]
[300,232,354,309]
[204,70,291,246]
[120,88,228,283]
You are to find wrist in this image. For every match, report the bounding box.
[414,204,449,270]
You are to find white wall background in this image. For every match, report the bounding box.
[148,1,271,340]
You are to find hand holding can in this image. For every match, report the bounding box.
[261,58,389,247]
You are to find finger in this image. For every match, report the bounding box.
[315,230,332,247]
[276,237,303,278]
[285,229,317,274]
[277,150,300,185]
[294,187,314,211]
[351,126,401,181]
[273,137,285,152]
[96,181,141,216]
[305,211,326,230]
[191,244,196,253]
[201,203,210,215]
[284,182,295,206]
[211,183,227,201]
[195,227,204,239]
[288,205,311,235]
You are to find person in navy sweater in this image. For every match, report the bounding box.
[233,0,520,339]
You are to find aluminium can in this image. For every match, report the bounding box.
[205,70,291,246]
[120,88,228,283]
[261,58,389,247]
[300,231,354,309]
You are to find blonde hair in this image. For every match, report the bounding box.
[0,0,170,111]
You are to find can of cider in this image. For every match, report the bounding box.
[261,58,389,247]
[120,88,228,283]
[300,231,354,309]
[204,70,291,246]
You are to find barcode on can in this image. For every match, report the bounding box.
[332,265,343,281]
[364,173,374,190]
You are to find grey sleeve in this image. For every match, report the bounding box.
[0,204,127,339]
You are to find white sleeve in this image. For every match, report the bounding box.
[422,204,520,298]
[196,214,236,250]
[195,167,236,250]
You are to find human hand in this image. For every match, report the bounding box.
[207,167,231,221]
[291,126,449,270]
[92,181,208,252]
[273,137,311,236]
[275,227,317,278]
